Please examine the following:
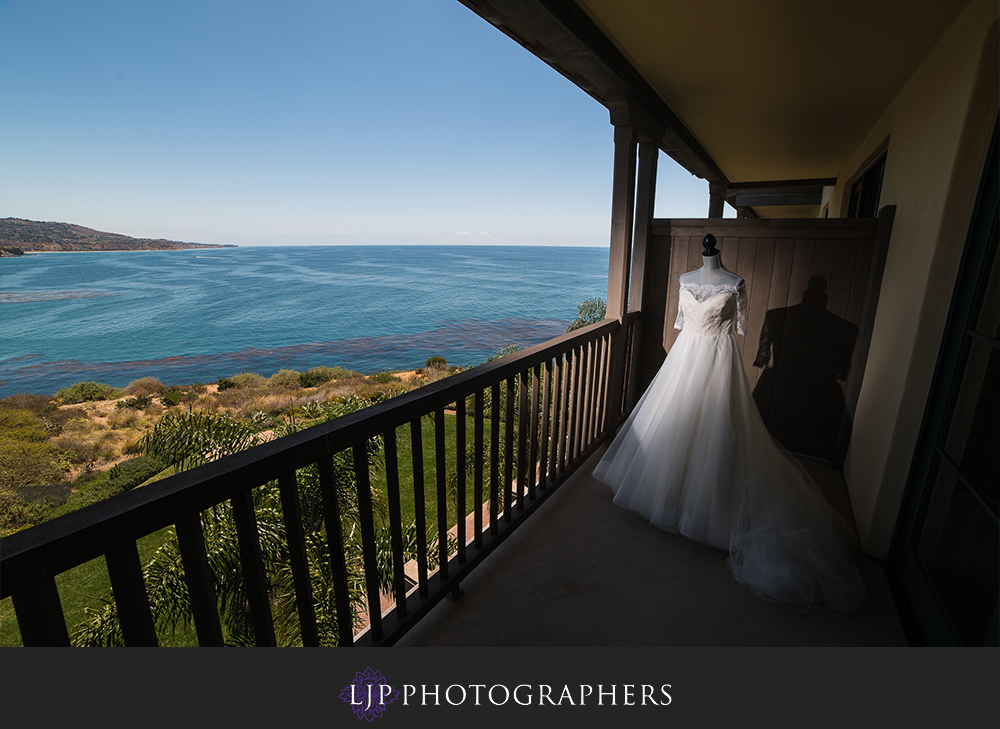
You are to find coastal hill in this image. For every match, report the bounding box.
[0,218,237,256]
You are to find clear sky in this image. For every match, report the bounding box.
[0,0,719,247]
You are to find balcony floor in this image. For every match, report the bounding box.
[397,446,909,647]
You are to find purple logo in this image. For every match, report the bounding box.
[339,667,400,721]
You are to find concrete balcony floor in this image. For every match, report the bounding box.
[397,446,909,647]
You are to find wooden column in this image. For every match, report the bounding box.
[708,181,728,218]
[604,122,638,426]
[607,123,638,320]
[626,140,659,410]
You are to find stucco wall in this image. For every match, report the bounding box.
[839,0,998,558]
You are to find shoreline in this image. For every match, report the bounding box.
[0,318,569,398]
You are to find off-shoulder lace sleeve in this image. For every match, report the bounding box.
[736,280,748,336]
[674,296,684,331]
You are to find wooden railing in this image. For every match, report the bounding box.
[1,313,640,646]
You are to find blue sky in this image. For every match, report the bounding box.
[0,0,717,247]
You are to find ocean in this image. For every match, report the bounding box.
[0,245,609,397]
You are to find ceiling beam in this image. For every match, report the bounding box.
[457,0,729,184]
[727,178,838,189]
[725,186,825,207]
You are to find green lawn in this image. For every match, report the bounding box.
[372,411,495,534]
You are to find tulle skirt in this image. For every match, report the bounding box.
[592,330,868,612]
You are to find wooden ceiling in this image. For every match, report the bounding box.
[461,0,970,189]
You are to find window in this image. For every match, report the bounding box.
[848,151,887,218]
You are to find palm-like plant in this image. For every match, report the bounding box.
[72,402,440,647]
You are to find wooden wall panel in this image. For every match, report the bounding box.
[637,217,887,462]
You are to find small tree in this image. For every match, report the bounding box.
[566,297,606,332]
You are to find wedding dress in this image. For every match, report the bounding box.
[592,277,868,612]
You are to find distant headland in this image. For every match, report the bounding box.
[0,217,237,256]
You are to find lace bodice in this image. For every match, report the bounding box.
[674,281,748,336]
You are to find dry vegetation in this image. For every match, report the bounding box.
[0,359,463,536]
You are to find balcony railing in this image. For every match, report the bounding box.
[1,312,640,646]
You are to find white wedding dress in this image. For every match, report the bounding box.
[592,279,868,612]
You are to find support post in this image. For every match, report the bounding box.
[625,140,659,410]
[605,122,638,426]
[708,180,728,218]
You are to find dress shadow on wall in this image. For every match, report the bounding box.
[751,277,858,460]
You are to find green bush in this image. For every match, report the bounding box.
[125,377,164,396]
[160,391,184,407]
[0,408,50,442]
[105,455,168,491]
[566,297,607,332]
[0,439,66,491]
[368,370,401,384]
[116,395,152,410]
[217,377,237,391]
[231,372,266,389]
[0,488,49,538]
[269,369,302,388]
[54,381,124,404]
[425,355,447,368]
[299,367,336,388]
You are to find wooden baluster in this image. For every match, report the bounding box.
[318,453,354,647]
[490,382,501,534]
[581,341,594,450]
[528,364,540,500]
[12,577,70,647]
[504,375,515,521]
[277,470,320,646]
[456,397,467,563]
[475,390,485,547]
[175,513,225,647]
[231,490,277,646]
[106,541,158,646]
[569,346,581,462]
[434,407,449,581]
[382,428,407,619]
[353,442,383,642]
[516,369,528,509]
[540,359,553,490]
[558,351,571,473]
[410,419,429,597]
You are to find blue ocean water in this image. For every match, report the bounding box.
[0,246,609,396]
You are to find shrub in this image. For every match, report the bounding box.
[54,435,98,464]
[0,488,49,538]
[160,390,184,407]
[566,297,607,332]
[217,377,237,391]
[425,355,447,368]
[299,367,335,388]
[43,458,163,520]
[105,455,168,491]
[116,395,152,410]
[368,370,400,384]
[0,393,53,415]
[125,376,164,396]
[0,439,67,491]
[269,369,302,388]
[54,381,124,404]
[231,372,266,389]
[0,408,50,442]
[41,406,88,430]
